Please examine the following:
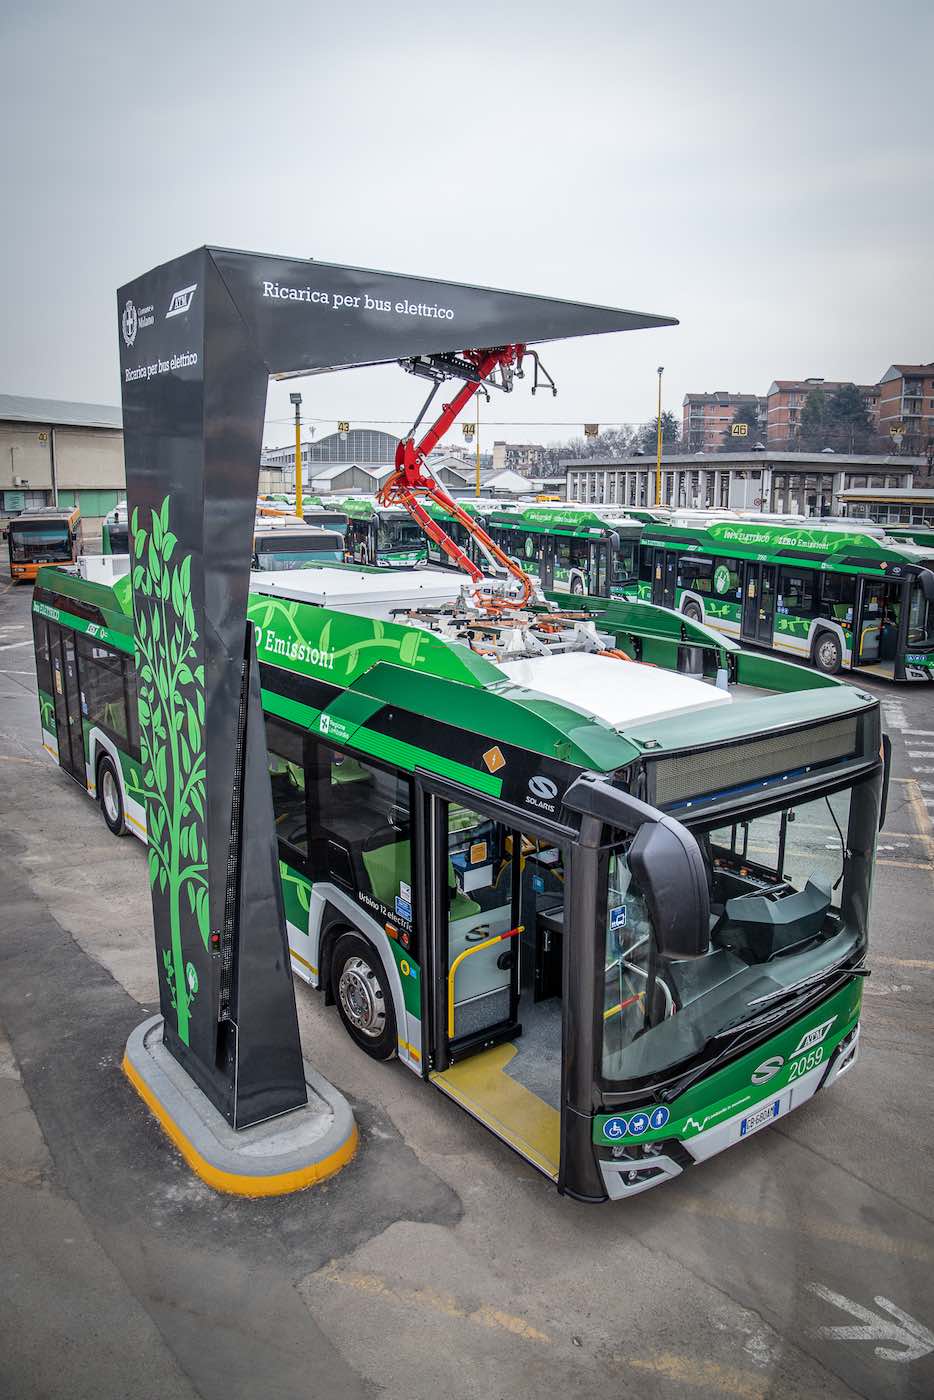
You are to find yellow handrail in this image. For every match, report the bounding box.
[448,926,523,1038]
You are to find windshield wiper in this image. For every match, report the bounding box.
[747,961,868,1011]
[658,962,868,1102]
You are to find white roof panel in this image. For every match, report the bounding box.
[496,652,731,728]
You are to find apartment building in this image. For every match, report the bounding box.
[876,363,934,455]
[766,378,879,446]
[682,392,765,451]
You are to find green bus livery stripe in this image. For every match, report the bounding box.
[32,600,134,655]
[261,687,503,796]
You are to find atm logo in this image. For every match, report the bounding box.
[166,284,198,318]
[789,1017,835,1059]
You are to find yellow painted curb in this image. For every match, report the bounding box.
[122,1052,358,1197]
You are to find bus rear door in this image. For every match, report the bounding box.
[651,548,676,608]
[741,562,777,646]
[50,629,86,784]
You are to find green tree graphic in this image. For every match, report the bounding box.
[131,497,208,1046]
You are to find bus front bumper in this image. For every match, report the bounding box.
[598,1023,860,1200]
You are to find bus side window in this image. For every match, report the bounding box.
[33,616,52,693]
[123,657,142,760]
[265,717,308,856]
[777,568,815,618]
[819,572,856,622]
[76,637,129,742]
[680,556,713,593]
[308,741,417,955]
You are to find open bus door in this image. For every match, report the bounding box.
[421,782,567,1183]
[651,548,677,608]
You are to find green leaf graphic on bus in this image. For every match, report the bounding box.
[131,496,207,1046]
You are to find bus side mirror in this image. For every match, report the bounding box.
[919,569,934,603]
[628,817,710,960]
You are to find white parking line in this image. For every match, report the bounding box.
[0,641,32,652]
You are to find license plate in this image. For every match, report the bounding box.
[740,1100,781,1137]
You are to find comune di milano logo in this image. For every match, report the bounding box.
[121,300,138,347]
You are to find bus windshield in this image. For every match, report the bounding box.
[10,523,71,561]
[601,775,879,1087]
[378,518,424,551]
[253,535,341,570]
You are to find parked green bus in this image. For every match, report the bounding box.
[482,504,643,598]
[32,555,884,1201]
[633,515,934,682]
[338,497,428,566]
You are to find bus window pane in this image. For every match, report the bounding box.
[33,617,52,693]
[310,744,414,944]
[777,568,815,618]
[678,556,713,593]
[266,718,308,854]
[76,638,128,741]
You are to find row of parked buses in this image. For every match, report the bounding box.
[86,494,934,683]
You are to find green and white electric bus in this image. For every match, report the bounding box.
[32,557,884,1202]
[633,514,934,682]
[338,497,429,567]
[482,504,643,598]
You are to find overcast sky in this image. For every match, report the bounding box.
[2,0,932,450]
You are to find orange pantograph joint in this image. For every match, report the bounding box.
[376,347,533,614]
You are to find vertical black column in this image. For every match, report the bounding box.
[118,250,306,1126]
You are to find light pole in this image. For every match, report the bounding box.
[289,392,303,518]
[475,392,481,498]
[655,367,664,507]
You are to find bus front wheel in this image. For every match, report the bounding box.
[570,575,585,597]
[97,755,128,837]
[812,631,843,675]
[682,600,703,622]
[331,933,397,1061]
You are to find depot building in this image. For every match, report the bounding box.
[0,394,125,543]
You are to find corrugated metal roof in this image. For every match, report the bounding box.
[0,393,122,430]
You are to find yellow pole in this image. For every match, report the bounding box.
[294,402,303,520]
[655,366,664,507]
[475,393,481,498]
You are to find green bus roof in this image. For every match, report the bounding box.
[35,563,876,794]
[486,505,642,536]
[643,517,933,572]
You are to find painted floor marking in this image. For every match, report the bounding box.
[627,1353,772,1399]
[903,728,934,738]
[807,1284,934,1363]
[0,640,32,652]
[874,954,934,971]
[674,1197,933,1262]
[317,1264,551,1342]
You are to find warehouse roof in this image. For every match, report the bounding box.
[0,394,122,430]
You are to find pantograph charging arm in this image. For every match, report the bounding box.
[377,345,543,612]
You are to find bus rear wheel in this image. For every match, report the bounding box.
[682,600,703,622]
[812,631,843,675]
[570,575,585,597]
[331,933,397,1061]
[97,755,128,837]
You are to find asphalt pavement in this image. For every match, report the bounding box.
[0,562,932,1400]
